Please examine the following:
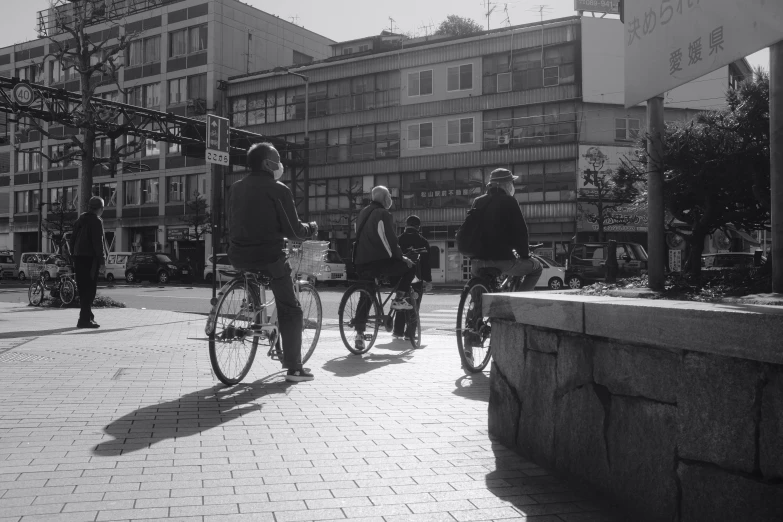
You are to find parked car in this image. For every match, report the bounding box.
[701,252,766,271]
[317,249,347,286]
[125,252,181,284]
[204,254,233,284]
[564,242,649,288]
[103,252,132,282]
[533,255,566,290]
[0,250,18,280]
[18,252,56,280]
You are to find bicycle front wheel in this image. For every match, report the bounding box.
[457,278,493,372]
[28,281,44,306]
[298,282,322,364]
[60,279,76,305]
[339,284,380,355]
[209,279,259,385]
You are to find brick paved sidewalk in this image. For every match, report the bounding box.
[0,302,622,522]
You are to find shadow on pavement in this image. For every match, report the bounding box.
[322,350,415,378]
[92,374,293,457]
[0,327,80,339]
[452,372,490,402]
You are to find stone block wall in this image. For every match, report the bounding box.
[488,313,783,522]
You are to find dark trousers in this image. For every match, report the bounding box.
[354,258,416,332]
[393,281,423,337]
[73,256,98,324]
[243,257,303,371]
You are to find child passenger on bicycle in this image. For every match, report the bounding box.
[226,142,318,382]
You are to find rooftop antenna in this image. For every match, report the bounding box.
[502,3,511,27]
[419,21,435,38]
[289,15,300,25]
[388,16,397,33]
[528,4,553,62]
[481,0,497,30]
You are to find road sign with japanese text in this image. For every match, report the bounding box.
[624,0,783,108]
[205,114,229,165]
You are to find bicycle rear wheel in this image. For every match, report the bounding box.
[60,278,76,306]
[28,281,44,306]
[407,291,422,350]
[457,278,493,372]
[339,284,380,355]
[209,279,259,385]
[298,282,322,364]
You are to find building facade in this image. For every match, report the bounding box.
[227,15,749,283]
[0,0,333,266]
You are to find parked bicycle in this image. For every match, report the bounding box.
[28,262,77,307]
[338,247,427,353]
[204,241,324,386]
[456,244,543,373]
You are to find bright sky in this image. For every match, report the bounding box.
[0,0,769,71]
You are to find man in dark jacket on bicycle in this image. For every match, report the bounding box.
[227,142,318,382]
[352,186,415,350]
[392,215,432,340]
[470,168,542,290]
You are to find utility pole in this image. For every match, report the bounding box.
[483,0,496,30]
[646,96,666,291]
[388,17,397,33]
[771,40,783,292]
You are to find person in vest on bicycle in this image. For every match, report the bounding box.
[392,215,432,341]
[227,142,318,382]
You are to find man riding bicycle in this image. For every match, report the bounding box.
[227,142,318,382]
[393,215,432,341]
[352,186,416,351]
[469,168,542,289]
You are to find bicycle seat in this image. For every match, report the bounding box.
[237,269,273,286]
[477,267,503,279]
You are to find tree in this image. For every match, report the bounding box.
[625,70,770,277]
[435,15,484,37]
[578,146,643,241]
[20,0,144,213]
[179,192,212,241]
[42,198,77,254]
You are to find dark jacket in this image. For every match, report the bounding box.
[71,212,106,263]
[398,228,432,282]
[227,172,312,268]
[473,187,531,260]
[354,202,403,265]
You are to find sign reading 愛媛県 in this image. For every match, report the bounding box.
[624,0,783,108]
[575,0,618,15]
[205,114,229,166]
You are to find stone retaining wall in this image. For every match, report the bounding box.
[484,293,783,522]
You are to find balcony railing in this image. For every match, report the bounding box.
[36,0,185,38]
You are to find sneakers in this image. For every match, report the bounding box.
[285,368,314,382]
[392,333,405,340]
[77,321,100,329]
[354,333,366,351]
[390,298,413,311]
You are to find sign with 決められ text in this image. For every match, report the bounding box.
[624,0,783,108]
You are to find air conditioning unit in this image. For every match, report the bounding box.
[498,134,510,145]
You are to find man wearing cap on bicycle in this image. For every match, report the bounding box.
[470,168,542,290]
[352,186,416,351]
[227,142,318,382]
[393,215,432,341]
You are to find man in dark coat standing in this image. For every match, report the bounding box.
[71,196,106,328]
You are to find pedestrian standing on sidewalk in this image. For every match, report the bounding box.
[71,196,106,329]
[393,215,432,340]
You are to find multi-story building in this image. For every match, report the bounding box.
[0,0,333,265]
[227,15,751,282]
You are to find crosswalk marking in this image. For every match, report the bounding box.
[319,307,460,335]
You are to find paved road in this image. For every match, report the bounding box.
[0,302,621,521]
[0,281,465,336]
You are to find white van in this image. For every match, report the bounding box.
[18,252,51,280]
[104,252,132,282]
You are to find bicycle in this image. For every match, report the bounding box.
[456,244,543,373]
[338,247,427,354]
[28,263,77,307]
[204,243,323,386]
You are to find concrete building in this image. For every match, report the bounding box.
[226,15,750,283]
[0,0,333,268]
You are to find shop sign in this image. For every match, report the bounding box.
[167,227,190,241]
[577,202,649,232]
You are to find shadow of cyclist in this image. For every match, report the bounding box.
[92,374,293,457]
[452,372,490,402]
[322,350,415,378]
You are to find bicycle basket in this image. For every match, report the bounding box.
[29,263,47,279]
[288,240,328,279]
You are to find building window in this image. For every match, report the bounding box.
[543,66,559,87]
[187,74,207,101]
[615,118,640,141]
[483,44,576,94]
[308,176,365,213]
[127,35,161,67]
[186,173,206,199]
[15,64,38,83]
[168,29,187,57]
[447,64,473,91]
[48,186,78,210]
[358,45,369,52]
[167,175,184,202]
[49,60,73,84]
[15,150,41,172]
[127,82,160,108]
[141,178,159,204]
[49,143,78,168]
[350,125,375,161]
[408,70,433,97]
[342,48,353,55]
[497,72,511,93]
[92,182,117,207]
[168,77,186,104]
[483,101,577,150]
[408,122,433,149]
[168,125,182,154]
[189,24,208,53]
[448,118,474,145]
[15,189,41,214]
[375,122,400,160]
[124,180,140,205]
[512,161,576,203]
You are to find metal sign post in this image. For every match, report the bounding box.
[206,114,230,299]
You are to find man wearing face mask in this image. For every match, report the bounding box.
[227,142,318,382]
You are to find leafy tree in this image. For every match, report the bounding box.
[578,146,643,241]
[624,70,770,277]
[179,192,212,241]
[17,0,145,212]
[435,15,484,37]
